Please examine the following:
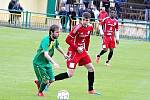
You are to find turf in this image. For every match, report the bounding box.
[0,26,150,100]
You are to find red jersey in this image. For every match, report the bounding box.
[98,10,108,22]
[66,24,93,52]
[101,17,118,37]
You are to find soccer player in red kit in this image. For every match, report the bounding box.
[98,7,108,23]
[96,9,119,66]
[55,12,99,95]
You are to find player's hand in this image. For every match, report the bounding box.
[64,54,70,59]
[53,63,60,69]
[116,40,119,45]
[77,47,83,53]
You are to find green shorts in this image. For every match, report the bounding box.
[33,63,55,83]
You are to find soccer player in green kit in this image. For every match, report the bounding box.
[33,24,69,96]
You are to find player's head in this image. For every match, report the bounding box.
[49,24,60,40]
[82,12,91,27]
[101,7,105,11]
[61,6,65,11]
[70,7,74,12]
[109,9,116,19]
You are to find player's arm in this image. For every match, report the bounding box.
[99,18,105,38]
[115,31,119,45]
[44,51,56,64]
[85,25,93,51]
[56,47,69,59]
[42,41,59,68]
[99,25,104,37]
[44,51,59,68]
[115,20,119,45]
[66,25,81,51]
[54,39,69,59]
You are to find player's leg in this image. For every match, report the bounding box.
[105,48,114,66]
[85,63,95,91]
[33,64,42,90]
[84,63,100,95]
[55,60,77,81]
[38,80,48,96]
[38,67,52,96]
[55,72,70,81]
[44,64,55,91]
[96,37,108,63]
[54,61,74,81]
[55,68,75,81]
[96,48,108,63]
[33,64,51,96]
[55,51,78,81]
[80,55,100,95]
[105,38,115,66]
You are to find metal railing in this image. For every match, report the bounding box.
[70,19,150,41]
[0,9,150,41]
[0,9,61,30]
[120,2,150,21]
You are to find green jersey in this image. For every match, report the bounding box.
[33,36,59,65]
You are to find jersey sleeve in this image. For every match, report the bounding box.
[66,25,81,50]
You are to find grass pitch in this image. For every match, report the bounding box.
[0,26,150,100]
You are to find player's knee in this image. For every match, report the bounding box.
[67,72,74,78]
[110,49,113,53]
[88,67,94,72]
[68,73,74,77]
[103,48,108,52]
[67,69,75,78]
[49,80,55,83]
[87,65,95,72]
[45,80,49,84]
[85,63,95,72]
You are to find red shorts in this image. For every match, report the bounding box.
[102,36,116,49]
[66,50,92,69]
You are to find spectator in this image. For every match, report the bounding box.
[87,8,95,35]
[102,0,110,14]
[92,5,99,20]
[96,7,108,35]
[98,7,108,23]
[83,0,93,8]
[121,0,128,2]
[78,4,86,19]
[68,7,76,31]
[66,0,76,11]
[87,8,95,22]
[114,0,121,18]
[58,6,68,31]
[60,0,66,9]
[8,0,16,24]
[13,2,23,25]
[144,0,150,21]
[93,0,101,10]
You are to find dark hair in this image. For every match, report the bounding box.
[109,9,115,13]
[49,24,59,35]
[82,12,91,19]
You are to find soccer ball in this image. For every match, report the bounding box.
[57,90,69,100]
